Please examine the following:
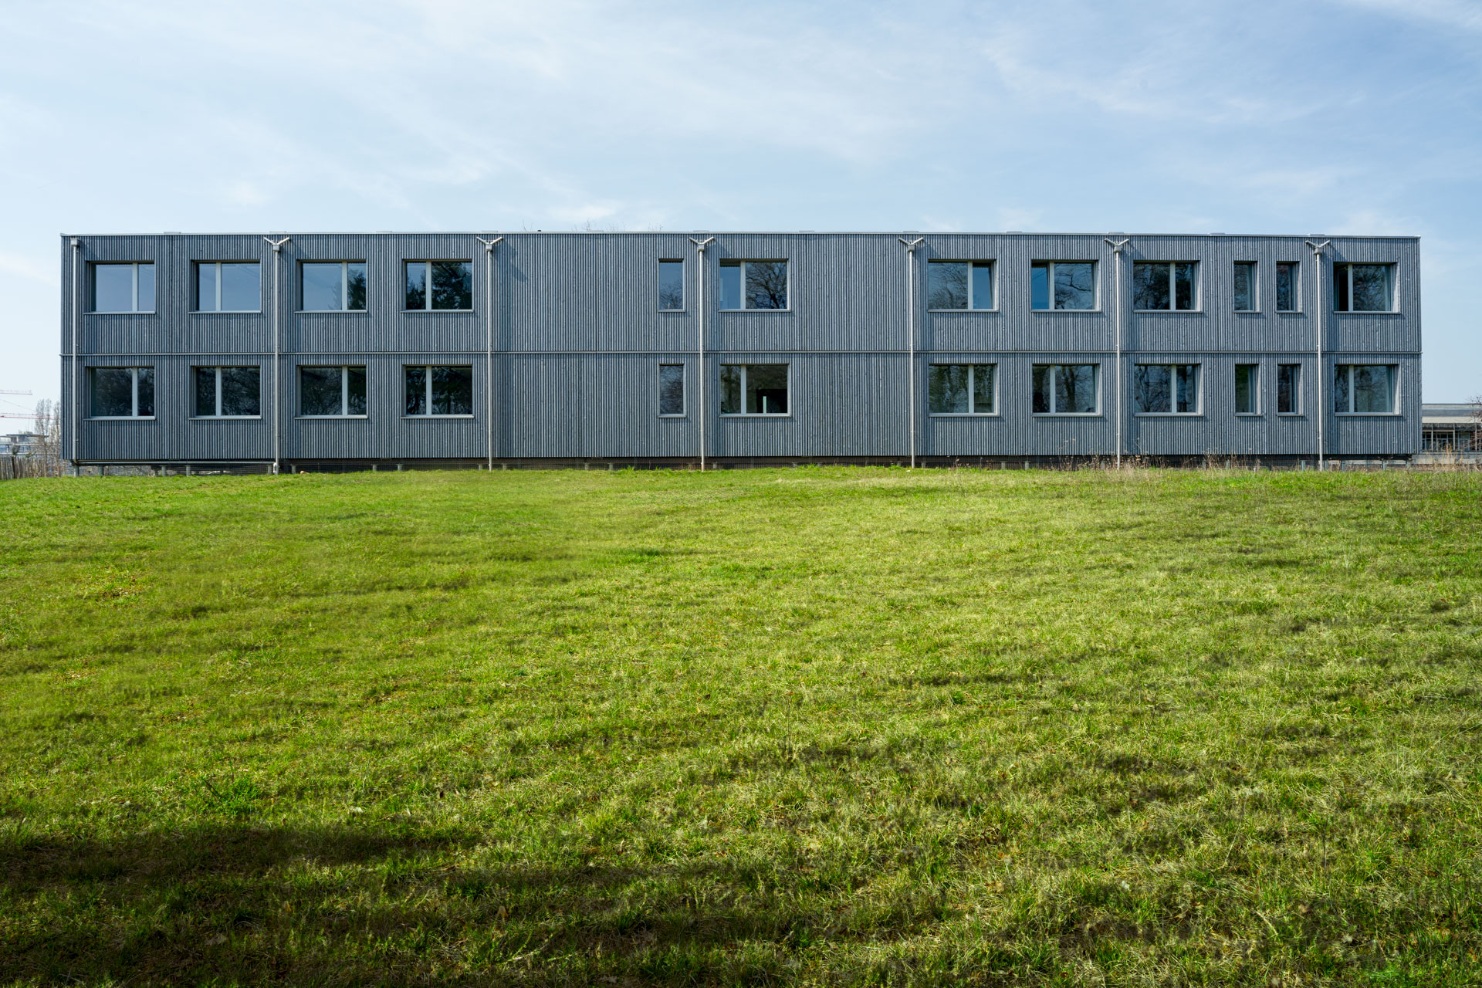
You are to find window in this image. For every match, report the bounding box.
[720,364,788,415]
[303,261,367,311]
[91,262,155,313]
[404,366,473,416]
[928,364,995,414]
[1133,262,1198,311]
[405,260,472,310]
[1134,364,1200,414]
[1032,364,1098,414]
[658,260,684,311]
[1334,364,1397,414]
[1233,262,1257,312]
[658,363,685,416]
[88,367,154,418]
[1030,261,1095,310]
[1277,364,1301,414]
[195,262,261,312]
[300,366,367,417]
[927,262,994,310]
[194,367,261,417]
[1235,364,1259,415]
[1334,264,1394,312]
[1276,262,1298,312]
[719,260,788,310]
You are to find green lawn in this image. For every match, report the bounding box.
[1,467,1480,986]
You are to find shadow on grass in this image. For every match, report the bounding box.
[0,824,955,986]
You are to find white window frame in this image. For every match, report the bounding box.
[1031,363,1100,415]
[1333,263,1397,313]
[1233,262,1258,313]
[1132,261,1200,312]
[194,261,262,313]
[1029,261,1098,312]
[87,366,155,420]
[1275,262,1300,313]
[926,261,996,312]
[1276,363,1303,415]
[1133,363,1202,416]
[658,362,686,417]
[657,259,685,313]
[298,365,368,419]
[717,260,791,312]
[90,262,155,314]
[404,259,474,312]
[1333,364,1400,416]
[1234,363,1261,416]
[192,366,262,419]
[300,261,368,313]
[403,365,475,418]
[927,363,998,416]
[719,363,790,416]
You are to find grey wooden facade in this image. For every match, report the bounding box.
[59,231,1422,468]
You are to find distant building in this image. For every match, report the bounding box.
[1421,403,1480,453]
[0,432,42,456]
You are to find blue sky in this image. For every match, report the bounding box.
[2,0,1480,424]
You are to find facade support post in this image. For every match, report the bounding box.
[899,237,924,468]
[689,236,714,470]
[1306,240,1331,470]
[1104,238,1130,468]
[477,236,503,470]
[264,236,291,474]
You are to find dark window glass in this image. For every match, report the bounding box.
[90,368,135,417]
[971,263,994,310]
[928,262,969,310]
[1233,262,1255,311]
[303,263,345,311]
[1034,364,1097,413]
[1054,263,1095,310]
[1030,262,1050,311]
[1337,264,1393,312]
[658,260,684,310]
[745,261,788,310]
[658,364,684,415]
[1235,364,1258,414]
[136,368,154,417]
[719,262,742,311]
[1337,365,1396,413]
[346,367,367,415]
[405,263,428,310]
[222,367,260,416]
[720,364,741,414]
[195,367,216,417]
[301,367,343,416]
[720,364,787,414]
[405,366,426,416]
[1134,263,1171,310]
[1277,364,1300,414]
[1032,364,1051,413]
[928,364,995,414]
[1174,262,1195,310]
[430,261,473,310]
[432,366,473,414]
[1135,365,1198,414]
[1276,262,1297,312]
[346,262,367,310]
[220,263,260,311]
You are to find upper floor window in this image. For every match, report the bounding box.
[928,364,996,415]
[1133,262,1197,311]
[405,260,472,311]
[1032,364,1098,414]
[658,363,685,416]
[405,365,473,416]
[300,366,367,417]
[658,260,684,311]
[719,260,788,310]
[1030,261,1095,310]
[195,262,261,312]
[1134,363,1200,415]
[1334,263,1394,312]
[194,366,261,417]
[720,364,788,415]
[1334,364,1397,414]
[927,261,994,310]
[89,367,154,418]
[1233,262,1257,312]
[91,262,155,313]
[303,261,367,311]
[1276,262,1298,312]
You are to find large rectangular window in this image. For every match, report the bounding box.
[1334,364,1397,414]
[195,262,261,312]
[1277,364,1301,414]
[658,260,684,311]
[1133,262,1198,311]
[720,364,788,415]
[1134,364,1200,414]
[658,363,685,416]
[1276,262,1298,312]
[405,260,473,310]
[1030,261,1095,310]
[300,366,367,417]
[91,262,155,313]
[88,367,154,418]
[404,365,473,416]
[927,261,994,310]
[1334,264,1395,312]
[928,364,995,414]
[302,261,367,311]
[1235,364,1259,415]
[1233,262,1256,312]
[1032,364,1098,414]
[194,366,261,417]
[718,260,788,310]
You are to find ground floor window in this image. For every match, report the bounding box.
[194,366,261,417]
[658,363,685,416]
[300,366,367,417]
[1134,363,1200,414]
[1235,364,1259,414]
[1032,364,1097,414]
[89,367,154,418]
[1334,364,1397,414]
[404,365,473,416]
[720,364,788,415]
[1277,364,1302,415]
[928,364,995,414]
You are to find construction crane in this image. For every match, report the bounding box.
[0,389,32,396]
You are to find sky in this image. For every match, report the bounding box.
[2,0,1480,426]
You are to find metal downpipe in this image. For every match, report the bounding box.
[899,237,923,468]
[478,236,502,470]
[1306,240,1330,470]
[264,236,291,474]
[689,236,714,470]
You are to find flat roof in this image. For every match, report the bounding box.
[62,231,1423,241]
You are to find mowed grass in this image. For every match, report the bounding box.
[1,467,1481,987]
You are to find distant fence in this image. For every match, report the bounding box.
[0,454,63,480]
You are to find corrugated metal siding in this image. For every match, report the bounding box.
[61,232,1421,463]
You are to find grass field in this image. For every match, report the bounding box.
[1,467,1480,986]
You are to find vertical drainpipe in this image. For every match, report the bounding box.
[264,236,291,474]
[899,237,924,468]
[70,237,81,471]
[1306,240,1330,470]
[477,236,502,470]
[689,236,714,470]
[1104,238,1130,467]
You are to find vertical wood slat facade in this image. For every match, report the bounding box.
[59,231,1421,466]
